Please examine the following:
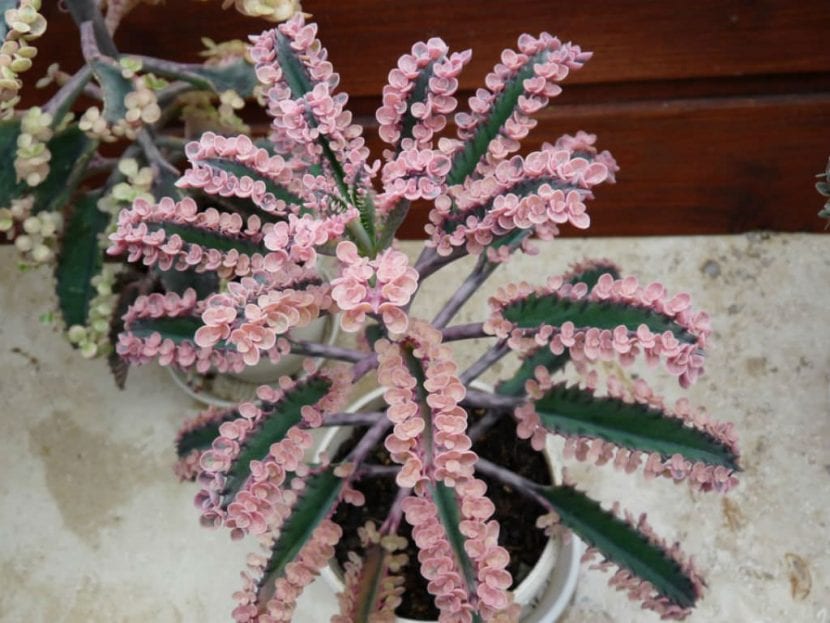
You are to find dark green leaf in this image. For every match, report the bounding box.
[496,348,570,397]
[501,292,696,344]
[146,221,268,255]
[157,266,219,300]
[176,407,240,457]
[129,315,203,343]
[136,57,259,98]
[90,59,132,123]
[257,468,344,601]
[54,193,108,327]
[428,483,483,623]
[533,383,738,468]
[0,120,23,202]
[566,261,621,288]
[199,157,303,206]
[32,125,98,214]
[446,50,548,186]
[222,377,333,502]
[538,484,699,609]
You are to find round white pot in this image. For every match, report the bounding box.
[316,385,582,623]
[168,313,340,408]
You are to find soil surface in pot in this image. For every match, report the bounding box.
[330,408,552,620]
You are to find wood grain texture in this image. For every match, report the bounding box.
[26,1,830,237]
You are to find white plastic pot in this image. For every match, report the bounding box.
[316,385,582,623]
[168,313,340,407]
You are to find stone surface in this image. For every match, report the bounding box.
[1,233,828,622]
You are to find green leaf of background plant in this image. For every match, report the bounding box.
[32,125,98,214]
[90,59,132,123]
[54,193,108,327]
[0,120,23,202]
[538,484,699,609]
[533,383,738,468]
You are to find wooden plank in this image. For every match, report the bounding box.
[385,94,830,238]
[36,0,830,97]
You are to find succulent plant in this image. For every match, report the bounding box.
[109,14,740,623]
[2,2,740,621]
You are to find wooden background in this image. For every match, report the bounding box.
[33,1,830,237]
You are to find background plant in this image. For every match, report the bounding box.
[0,0,300,383]
[101,14,742,623]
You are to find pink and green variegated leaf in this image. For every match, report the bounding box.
[563,258,622,288]
[516,378,739,492]
[537,483,705,620]
[429,133,617,260]
[375,321,518,621]
[446,34,592,186]
[486,273,711,387]
[333,523,408,623]
[196,369,350,537]
[177,132,305,217]
[233,468,345,622]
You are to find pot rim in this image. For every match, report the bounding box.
[316,383,582,623]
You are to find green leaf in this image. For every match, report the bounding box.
[377,200,409,251]
[533,383,738,468]
[446,50,551,186]
[0,120,22,201]
[538,484,699,609]
[199,157,303,207]
[157,266,219,300]
[496,347,570,397]
[397,60,436,148]
[222,377,333,502]
[54,193,108,327]
[350,545,388,623]
[32,125,98,214]
[428,483,482,623]
[135,57,259,98]
[257,468,344,601]
[501,292,696,344]
[566,261,621,288]
[145,220,268,255]
[129,315,203,344]
[90,59,132,123]
[274,32,350,202]
[176,408,240,457]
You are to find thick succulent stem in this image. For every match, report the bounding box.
[432,255,496,328]
[351,353,379,381]
[43,65,94,126]
[290,340,366,363]
[475,457,549,505]
[442,322,488,342]
[462,388,521,410]
[322,411,385,427]
[459,340,511,385]
[345,415,392,466]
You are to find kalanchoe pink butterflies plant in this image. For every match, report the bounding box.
[111,14,740,623]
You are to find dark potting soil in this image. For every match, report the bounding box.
[330,408,552,621]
